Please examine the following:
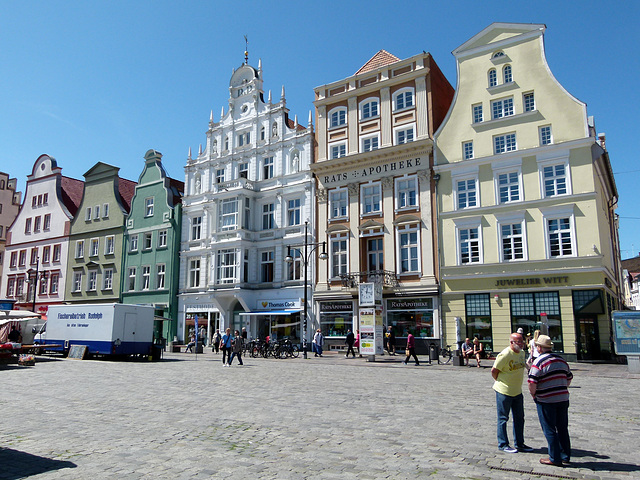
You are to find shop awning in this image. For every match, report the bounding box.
[239,309,302,316]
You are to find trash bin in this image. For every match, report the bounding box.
[151,344,163,361]
[429,344,439,362]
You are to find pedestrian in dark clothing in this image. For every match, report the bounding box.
[386,325,396,355]
[345,329,356,358]
[403,331,419,366]
[212,329,221,353]
[221,328,233,366]
[229,330,244,366]
[8,326,21,343]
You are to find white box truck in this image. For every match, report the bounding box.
[37,303,155,356]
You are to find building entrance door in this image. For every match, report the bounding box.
[576,315,601,360]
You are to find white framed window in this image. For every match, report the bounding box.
[287,198,301,226]
[25,218,31,234]
[16,276,24,296]
[43,214,51,231]
[143,232,152,250]
[42,246,50,263]
[260,126,265,141]
[73,272,83,292]
[263,157,274,180]
[329,107,347,128]
[542,164,568,197]
[94,205,100,219]
[395,125,414,145]
[366,238,383,271]
[463,141,474,160]
[19,250,26,267]
[53,244,61,262]
[10,251,17,267]
[129,234,139,252]
[237,131,250,147]
[361,134,379,153]
[191,216,202,240]
[472,104,483,123]
[330,142,346,159]
[217,249,237,284]
[239,162,249,179]
[103,268,113,290]
[50,274,59,295]
[142,266,150,290]
[329,188,348,219]
[87,270,97,291]
[488,68,497,87]
[104,236,114,255]
[523,92,535,112]
[189,259,201,287]
[30,247,38,266]
[493,133,516,154]
[397,224,420,274]
[145,197,154,217]
[500,222,525,261]
[219,198,238,231]
[156,264,166,289]
[85,207,92,221]
[286,248,302,281]
[393,88,414,111]
[244,198,251,229]
[360,98,379,120]
[539,125,553,146]
[128,267,137,291]
[75,240,84,259]
[216,168,225,184]
[262,203,275,230]
[260,250,274,282]
[541,207,576,259]
[496,171,521,203]
[395,176,418,210]
[330,235,348,279]
[158,229,167,248]
[103,203,109,218]
[361,183,382,215]
[34,216,41,232]
[459,227,481,264]
[39,275,47,295]
[456,178,478,210]
[7,278,15,297]
[90,238,99,257]
[503,64,513,83]
[491,97,514,119]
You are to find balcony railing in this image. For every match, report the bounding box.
[339,270,399,288]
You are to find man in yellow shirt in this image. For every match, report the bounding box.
[491,333,534,454]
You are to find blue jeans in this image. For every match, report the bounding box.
[496,391,525,449]
[313,343,323,355]
[229,351,243,365]
[536,401,570,463]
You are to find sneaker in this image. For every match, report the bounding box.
[501,446,518,453]
[402,361,407,365]
[345,355,349,358]
[517,444,534,453]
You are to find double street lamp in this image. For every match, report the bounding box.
[285,221,327,359]
[26,256,48,313]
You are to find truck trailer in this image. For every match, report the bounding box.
[37,303,155,357]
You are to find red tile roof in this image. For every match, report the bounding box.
[60,176,84,216]
[285,115,307,132]
[118,178,137,213]
[355,50,401,75]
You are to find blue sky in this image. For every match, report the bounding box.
[1,1,639,257]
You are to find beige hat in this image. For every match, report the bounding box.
[535,334,553,348]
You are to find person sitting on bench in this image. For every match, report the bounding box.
[472,337,484,368]
[461,338,474,366]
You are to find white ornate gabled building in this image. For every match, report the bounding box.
[178,57,315,344]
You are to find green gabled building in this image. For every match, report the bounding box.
[122,150,184,343]
[65,162,136,304]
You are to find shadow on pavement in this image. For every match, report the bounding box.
[566,448,640,473]
[0,448,76,479]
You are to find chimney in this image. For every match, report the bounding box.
[598,132,606,151]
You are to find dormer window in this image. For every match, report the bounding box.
[492,51,505,59]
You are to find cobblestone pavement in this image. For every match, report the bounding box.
[1,350,639,480]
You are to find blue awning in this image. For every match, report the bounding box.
[239,309,302,316]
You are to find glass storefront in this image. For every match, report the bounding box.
[319,301,354,337]
[386,298,435,338]
[510,291,564,352]
[465,293,493,351]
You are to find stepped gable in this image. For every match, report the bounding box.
[117,177,137,213]
[60,176,84,216]
[355,50,401,75]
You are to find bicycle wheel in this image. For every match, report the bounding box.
[440,347,452,364]
[291,344,300,358]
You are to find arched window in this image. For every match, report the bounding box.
[328,107,347,128]
[260,126,266,141]
[488,69,497,88]
[359,98,379,120]
[393,88,414,111]
[492,51,505,59]
[503,65,513,83]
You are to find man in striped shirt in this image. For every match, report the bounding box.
[528,334,573,467]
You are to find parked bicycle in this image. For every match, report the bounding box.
[438,344,453,364]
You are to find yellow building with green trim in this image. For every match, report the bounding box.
[434,23,621,361]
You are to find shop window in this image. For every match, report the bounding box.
[386,298,434,338]
[465,293,493,352]
[510,291,563,352]
[319,301,354,337]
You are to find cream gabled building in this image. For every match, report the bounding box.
[434,23,620,361]
[312,51,453,352]
[178,57,315,344]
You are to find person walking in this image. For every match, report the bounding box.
[228,330,244,366]
[212,329,221,354]
[386,325,396,355]
[312,329,324,357]
[198,325,207,347]
[345,329,356,358]
[355,330,362,357]
[491,332,534,454]
[221,328,233,366]
[527,330,541,368]
[403,331,419,366]
[528,335,573,467]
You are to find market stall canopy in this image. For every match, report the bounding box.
[0,310,41,326]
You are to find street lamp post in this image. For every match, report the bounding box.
[26,257,47,313]
[285,221,327,359]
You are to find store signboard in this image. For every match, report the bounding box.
[359,307,383,355]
